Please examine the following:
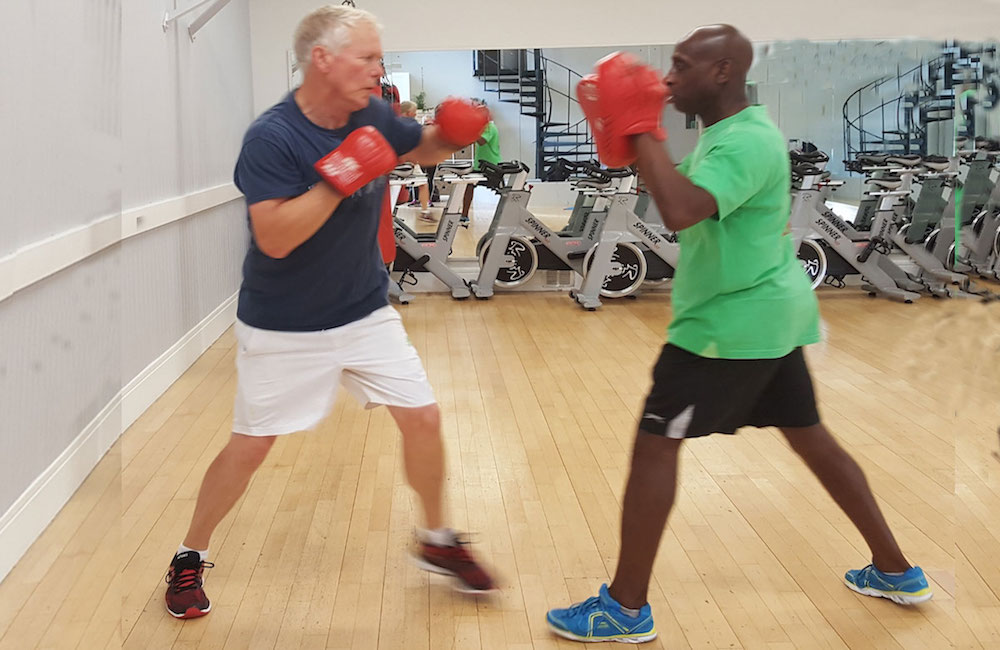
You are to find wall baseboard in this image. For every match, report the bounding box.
[0,291,238,584]
[121,292,238,429]
[0,184,242,304]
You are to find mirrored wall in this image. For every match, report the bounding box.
[362,40,999,182]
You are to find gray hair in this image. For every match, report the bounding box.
[293,5,382,71]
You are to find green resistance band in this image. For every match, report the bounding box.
[955,88,978,264]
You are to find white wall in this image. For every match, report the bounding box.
[0,0,123,528]
[124,0,254,206]
[248,0,1000,117]
[0,1,121,258]
[0,0,254,583]
[121,0,253,379]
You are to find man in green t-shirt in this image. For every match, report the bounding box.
[546,25,931,644]
[462,100,501,219]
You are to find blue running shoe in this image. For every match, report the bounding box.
[546,584,657,643]
[844,564,933,605]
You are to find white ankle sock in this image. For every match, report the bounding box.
[418,528,455,546]
[177,544,209,562]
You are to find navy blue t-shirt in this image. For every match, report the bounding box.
[233,93,422,331]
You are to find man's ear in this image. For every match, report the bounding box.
[312,45,331,73]
[715,58,732,84]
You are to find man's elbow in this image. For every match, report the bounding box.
[259,243,292,259]
[663,214,687,233]
[253,232,292,259]
[659,206,698,233]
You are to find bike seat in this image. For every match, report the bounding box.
[573,178,611,189]
[391,163,415,178]
[791,150,830,164]
[976,137,1000,151]
[921,156,951,171]
[603,166,636,179]
[792,163,824,177]
[437,161,475,175]
[857,154,888,166]
[486,160,529,175]
[546,158,579,181]
[867,177,903,190]
[885,155,922,167]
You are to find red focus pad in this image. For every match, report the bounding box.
[576,75,636,168]
[575,52,669,167]
[592,52,668,142]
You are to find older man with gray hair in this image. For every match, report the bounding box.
[163,5,495,619]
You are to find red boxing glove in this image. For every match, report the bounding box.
[313,126,398,197]
[435,97,490,146]
[576,52,669,167]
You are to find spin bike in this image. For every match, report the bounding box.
[392,161,485,299]
[950,149,1000,279]
[570,170,679,310]
[470,160,611,297]
[924,150,996,272]
[790,161,924,302]
[957,155,1000,280]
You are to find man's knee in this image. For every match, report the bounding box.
[392,403,441,437]
[632,429,683,464]
[780,423,836,458]
[229,433,276,467]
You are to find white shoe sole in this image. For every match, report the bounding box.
[547,621,657,644]
[844,579,934,605]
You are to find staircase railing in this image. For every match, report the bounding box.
[842,45,998,164]
[473,49,597,179]
[536,54,595,177]
[842,58,939,160]
[538,55,588,136]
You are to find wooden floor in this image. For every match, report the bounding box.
[1,286,999,649]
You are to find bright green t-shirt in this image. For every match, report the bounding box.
[475,121,501,165]
[667,105,821,359]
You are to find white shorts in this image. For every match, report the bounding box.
[232,306,436,436]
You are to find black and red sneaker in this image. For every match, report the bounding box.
[164,551,214,619]
[412,532,496,594]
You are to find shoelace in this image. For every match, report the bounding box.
[166,561,215,592]
[565,596,602,617]
[860,564,883,584]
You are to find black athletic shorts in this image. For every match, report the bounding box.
[638,344,820,439]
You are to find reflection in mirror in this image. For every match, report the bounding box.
[374,40,998,287]
[947,44,1000,281]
